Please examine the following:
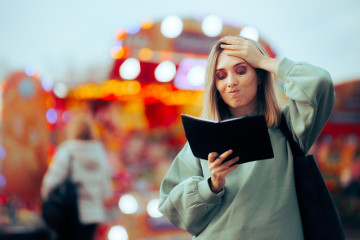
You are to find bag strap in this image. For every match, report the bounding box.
[66,154,74,181]
[278,114,305,157]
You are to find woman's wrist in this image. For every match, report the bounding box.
[208,178,222,194]
[259,57,280,75]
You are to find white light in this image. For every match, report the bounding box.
[108,225,128,240]
[119,194,139,214]
[240,26,259,41]
[187,65,205,87]
[160,15,183,38]
[146,198,163,218]
[155,61,177,82]
[119,58,141,80]
[41,77,53,92]
[53,82,68,98]
[202,15,223,37]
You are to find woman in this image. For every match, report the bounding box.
[158,36,335,239]
[41,114,112,240]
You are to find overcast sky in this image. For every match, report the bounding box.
[1,0,360,85]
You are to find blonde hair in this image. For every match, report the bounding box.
[201,36,281,127]
[66,113,99,141]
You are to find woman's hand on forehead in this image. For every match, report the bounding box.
[220,36,267,69]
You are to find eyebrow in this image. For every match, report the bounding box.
[216,62,247,71]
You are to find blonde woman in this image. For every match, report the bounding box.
[158,36,335,239]
[41,114,112,240]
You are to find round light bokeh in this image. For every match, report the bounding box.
[119,58,141,80]
[118,194,139,214]
[187,65,206,87]
[146,199,163,218]
[41,77,53,92]
[240,26,259,41]
[46,108,58,124]
[155,61,177,82]
[108,225,128,240]
[53,82,68,98]
[160,15,183,38]
[202,15,223,37]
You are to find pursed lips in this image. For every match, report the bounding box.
[228,89,240,95]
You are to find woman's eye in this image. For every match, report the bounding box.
[216,72,227,80]
[236,66,247,75]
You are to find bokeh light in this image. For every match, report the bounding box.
[119,58,141,80]
[62,110,73,123]
[114,28,127,40]
[0,145,6,159]
[108,225,128,240]
[126,22,141,35]
[240,26,259,41]
[146,198,163,218]
[187,65,206,87]
[155,61,176,83]
[202,15,223,37]
[46,108,58,124]
[18,78,35,98]
[160,15,183,38]
[41,77,53,92]
[0,174,6,188]
[24,65,37,77]
[53,82,68,98]
[118,194,139,214]
[141,18,154,30]
[138,48,153,61]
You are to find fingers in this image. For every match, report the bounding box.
[208,152,219,163]
[216,149,234,163]
[208,154,239,192]
[208,149,239,167]
[219,36,266,69]
[220,36,247,46]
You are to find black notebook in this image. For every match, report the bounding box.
[181,114,274,164]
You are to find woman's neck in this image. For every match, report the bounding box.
[229,103,258,118]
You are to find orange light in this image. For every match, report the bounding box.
[159,50,173,61]
[138,48,153,61]
[72,80,141,100]
[45,96,56,108]
[111,46,130,59]
[126,81,141,95]
[115,29,128,40]
[141,18,154,30]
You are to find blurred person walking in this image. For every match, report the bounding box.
[41,114,112,240]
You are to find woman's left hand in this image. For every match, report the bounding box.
[220,36,280,75]
[220,36,267,69]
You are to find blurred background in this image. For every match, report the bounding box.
[0,0,359,239]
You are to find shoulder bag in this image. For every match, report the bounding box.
[279,114,345,240]
[41,155,80,232]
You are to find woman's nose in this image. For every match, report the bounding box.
[227,75,238,87]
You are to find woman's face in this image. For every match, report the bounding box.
[215,51,258,117]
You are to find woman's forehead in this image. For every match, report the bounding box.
[216,51,247,70]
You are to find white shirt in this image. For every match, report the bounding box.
[41,139,112,224]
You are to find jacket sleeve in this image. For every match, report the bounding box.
[41,145,70,199]
[98,143,113,199]
[158,142,224,236]
[277,58,336,153]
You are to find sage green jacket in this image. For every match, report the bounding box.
[158,58,335,240]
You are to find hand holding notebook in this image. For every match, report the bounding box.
[181,114,274,164]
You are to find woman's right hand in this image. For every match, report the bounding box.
[208,149,239,193]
